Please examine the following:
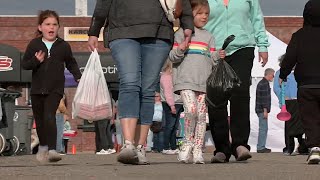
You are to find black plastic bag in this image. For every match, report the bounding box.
[206,35,241,107]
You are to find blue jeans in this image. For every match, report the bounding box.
[257,113,268,150]
[110,38,171,125]
[56,113,64,152]
[163,103,184,150]
[153,131,164,152]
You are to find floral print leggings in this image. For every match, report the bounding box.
[180,90,207,150]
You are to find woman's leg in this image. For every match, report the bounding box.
[170,104,184,150]
[134,38,170,163]
[110,39,142,145]
[227,48,254,159]
[94,121,101,152]
[136,38,171,146]
[109,38,145,164]
[163,102,176,151]
[55,113,64,152]
[106,120,114,150]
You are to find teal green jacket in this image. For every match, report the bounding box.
[205,0,270,56]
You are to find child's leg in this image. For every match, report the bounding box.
[194,93,207,150]
[193,93,207,164]
[178,90,197,163]
[180,90,197,145]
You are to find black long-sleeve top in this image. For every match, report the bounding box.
[22,37,81,95]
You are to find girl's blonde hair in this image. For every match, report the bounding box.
[189,0,209,10]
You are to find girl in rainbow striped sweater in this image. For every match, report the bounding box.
[169,0,225,164]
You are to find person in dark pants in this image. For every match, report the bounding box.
[285,100,308,155]
[206,0,270,163]
[94,119,115,155]
[279,0,320,165]
[22,10,81,163]
[160,60,184,155]
[162,103,183,154]
[255,68,275,153]
[274,55,308,156]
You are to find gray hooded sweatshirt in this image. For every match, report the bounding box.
[169,27,219,94]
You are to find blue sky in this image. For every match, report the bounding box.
[0,0,309,16]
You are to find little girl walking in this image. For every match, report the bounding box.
[169,0,225,164]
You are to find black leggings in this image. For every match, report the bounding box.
[31,93,62,150]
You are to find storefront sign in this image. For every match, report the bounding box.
[0,44,21,82]
[0,56,13,71]
[64,27,104,41]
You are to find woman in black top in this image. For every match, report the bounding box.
[88,0,194,165]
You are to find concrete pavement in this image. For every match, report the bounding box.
[0,152,319,180]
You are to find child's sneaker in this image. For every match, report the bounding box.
[162,149,179,155]
[48,150,62,162]
[193,147,205,164]
[177,143,193,163]
[117,140,138,164]
[136,145,150,165]
[36,145,48,163]
[307,147,320,165]
[96,149,110,155]
[108,148,116,154]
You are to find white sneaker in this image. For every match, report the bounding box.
[172,149,180,154]
[36,145,48,163]
[178,143,193,163]
[48,150,62,162]
[96,149,110,155]
[307,147,320,165]
[163,149,179,155]
[108,148,117,154]
[193,147,205,164]
[136,145,150,165]
[117,140,138,164]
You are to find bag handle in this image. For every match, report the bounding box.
[221,35,235,50]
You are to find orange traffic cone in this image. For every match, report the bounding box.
[72,144,76,154]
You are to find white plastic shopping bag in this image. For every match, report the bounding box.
[72,49,112,121]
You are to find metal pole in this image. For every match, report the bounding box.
[75,0,88,16]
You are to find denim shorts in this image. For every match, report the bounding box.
[110,38,171,125]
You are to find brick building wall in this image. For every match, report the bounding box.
[0,16,303,152]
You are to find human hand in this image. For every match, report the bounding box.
[259,52,268,67]
[170,105,177,114]
[88,36,99,52]
[182,29,192,47]
[64,114,69,121]
[263,111,268,120]
[279,78,283,86]
[219,49,226,59]
[178,42,187,51]
[35,50,45,62]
